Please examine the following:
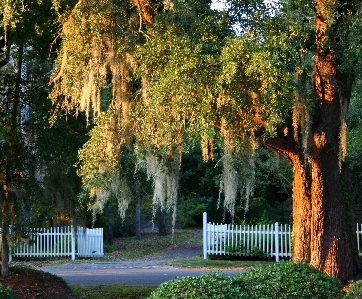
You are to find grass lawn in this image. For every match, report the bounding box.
[71,285,156,299]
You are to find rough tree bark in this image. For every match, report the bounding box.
[264,121,359,282]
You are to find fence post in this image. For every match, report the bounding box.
[71,223,76,260]
[203,212,207,259]
[357,223,360,254]
[275,222,279,262]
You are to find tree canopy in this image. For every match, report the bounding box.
[2,0,362,282]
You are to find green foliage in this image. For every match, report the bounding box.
[148,262,347,299]
[347,92,362,203]
[135,0,231,154]
[222,245,268,259]
[238,261,345,299]
[177,197,209,228]
[148,272,241,299]
[0,284,17,299]
[103,243,114,253]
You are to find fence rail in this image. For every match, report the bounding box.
[203,212,362,261]
[0,226,103,261]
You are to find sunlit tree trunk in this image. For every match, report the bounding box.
[265,117,359,281]
[263,0,361,281]
[290,153,312,263]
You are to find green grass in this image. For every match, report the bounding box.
[71,285,155,299]
[104,230,202,260]
[166,256,273,269]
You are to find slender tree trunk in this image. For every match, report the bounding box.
[136,201,141,240]
[0,185,9,277]
[105,210,114,245]
[135,180,141,240]
[1,43,24,277]
[158,209,167,236]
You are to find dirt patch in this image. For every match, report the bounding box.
[1,267,81,299]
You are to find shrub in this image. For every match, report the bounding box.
[147,261,347,299]
[0,283,18,299]
[147,272,246,299]
[235,261,345,299]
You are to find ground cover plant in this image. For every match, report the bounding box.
[147,261,362,299]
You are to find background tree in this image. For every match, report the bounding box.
[347,85,362,207]
[0,0,82,276]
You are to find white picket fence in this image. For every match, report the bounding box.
[2,226,104,261]
[204,213,362,261]
[203,212,291,261]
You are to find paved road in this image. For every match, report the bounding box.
[40,263,244,286]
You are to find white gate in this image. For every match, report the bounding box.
[77,227,104,257]
[1,226,104,260]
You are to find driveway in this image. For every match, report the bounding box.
[36,243,245,286]
[38,258,245,286]
[40,262,244,286]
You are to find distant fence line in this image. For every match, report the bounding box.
[203,212,362,261]
[0,226,103,261]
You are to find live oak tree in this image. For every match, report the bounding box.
[132,0,362,281]
[50,0,362,282]
[221,0,362,281]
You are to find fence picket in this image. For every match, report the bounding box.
[0,225,103,260]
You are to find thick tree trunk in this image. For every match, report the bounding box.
[265,121,359,282]
[261,0,361,283]
[262,1,361,282]
[308,156,357,281]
